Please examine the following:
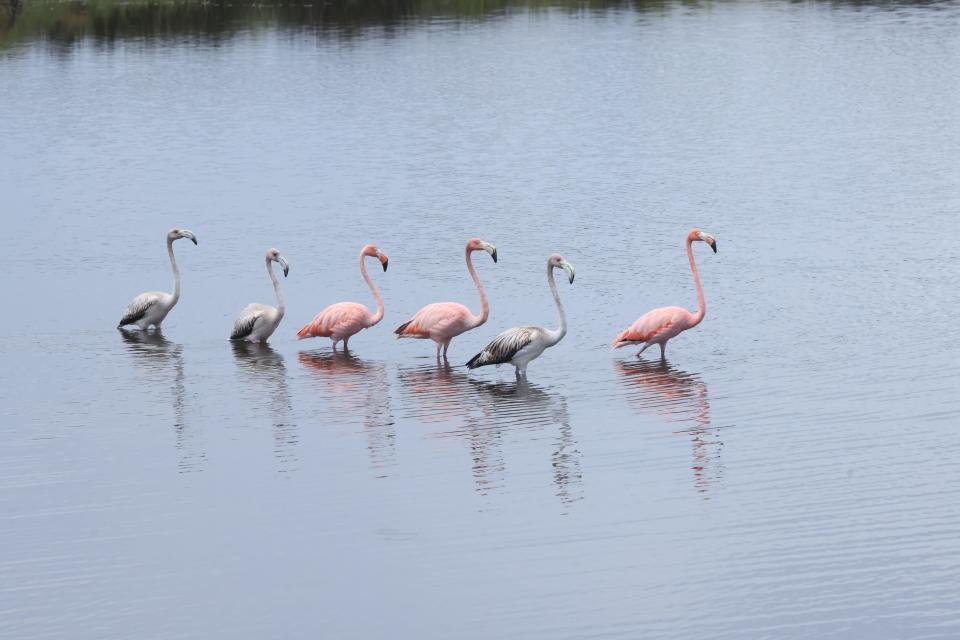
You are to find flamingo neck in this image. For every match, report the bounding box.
[268,258,285,319]
[466,247,489,327]
[168,237,181,305]
[361,253,384,326]
[687,238,706,327]
[546,264,566,345]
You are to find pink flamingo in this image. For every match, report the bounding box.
[612,228,717,359]
[296,244,388,350]
[394,237,498,361]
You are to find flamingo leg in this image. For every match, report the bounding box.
[660,342,667,360]
[332,339,339,351]
[343,336,350,351]
[435,342,442,361]
[442,341,450,360]
[636,342,651,358]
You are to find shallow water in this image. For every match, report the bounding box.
[2,0,960,637]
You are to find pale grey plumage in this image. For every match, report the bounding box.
[467,326,543,369]
[118,292,164,328]
[230,303,272,340]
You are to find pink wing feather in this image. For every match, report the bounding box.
[612,306,688,348]
[395,302,473,340]
[298,302,371,340]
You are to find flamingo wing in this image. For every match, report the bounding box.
[395,302,470,338]
[118,291,163,327]
[298,302,369,339]
[231,303,272,340]
[467,326,541,369]
[613,307,685,348]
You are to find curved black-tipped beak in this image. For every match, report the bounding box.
[710,240,717,253]
[491,249,498,263]
[568,272,575,284]
[191,237,198,245]
[283,266,289,277]
[381,258,389,272]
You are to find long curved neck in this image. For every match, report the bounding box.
[546,265,566,345]
[268,259,284,319]
[466,248,489,327]
[168,237,181,304]
[361,254,383,326]
[687,238,705,327]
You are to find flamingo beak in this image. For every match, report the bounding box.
[561,260,575,284]
[482,242,498,263]
[278,255,289,277]
[180,230,198,245]
[709,239,717,253]
[379,253,389,272]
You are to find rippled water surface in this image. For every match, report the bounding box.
[2,1,960,637]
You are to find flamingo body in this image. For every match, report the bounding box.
[395,302,475,342]
[119,291,175,330]
[297,244,388,350]
[613,228,717,359]
[395,237,497,361]
[231,303,283,342]
[612,306,693,352]
[298,301,378,344]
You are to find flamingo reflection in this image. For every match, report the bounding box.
[397,364,581,507]
[298,350,395,470]
[614,358,722,496]
[119,328,205,473]
[232,342,297,473]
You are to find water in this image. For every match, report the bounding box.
[2,1,960,637]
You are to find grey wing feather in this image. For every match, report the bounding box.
[467,326,540,369]
[118,292,161,327]
[230,304,269,340]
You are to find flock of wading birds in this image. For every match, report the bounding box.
[117,228,718,376]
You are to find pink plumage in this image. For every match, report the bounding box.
[297,244,388,350]
[394,238,498,361]
[613,228,717,359]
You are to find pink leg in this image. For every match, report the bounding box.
[332,339,339,351]
[636,342,652,358]
[442,342,450,360]
[343,336,350,351]
[435,341,442,361]
[660,342,666,359]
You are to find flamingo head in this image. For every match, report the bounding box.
[468,237,498,263]
[362,244,389,272]
[267,248,289,277]
[548,253,575,284]
[689,228,717,253]
[168,228,198,245]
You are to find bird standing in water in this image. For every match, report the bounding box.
[394,237,498,361]
[467,253,575,377]
[118,228,198,331]
[229,248,290,343]
[297,244,389,351]
[613,228,717,359]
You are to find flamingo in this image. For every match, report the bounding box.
[466,253,575,377]
[296,244,388,350]
[229,248,290,342]
[612,228,717,359]
[394,237,497,361]
[117,228,198,330]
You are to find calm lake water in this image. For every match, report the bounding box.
[2,0,960,637]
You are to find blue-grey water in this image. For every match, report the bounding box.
[2,1,960,637]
